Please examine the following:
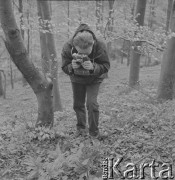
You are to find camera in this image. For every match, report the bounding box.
[72,53,90,65]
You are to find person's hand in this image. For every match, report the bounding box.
[82,60,94,70]
[72,59,81,69]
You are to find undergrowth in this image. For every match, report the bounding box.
[1,79,175,180]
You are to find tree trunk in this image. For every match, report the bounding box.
[9,57,14,89]
[166,0,173,33]
[19,0,27,86]
[131,0,136,17]
[157,2,175,100]
[108,0,115,32]
[67,0,70,39]
[0,0,54,127]
[78,0,82,23]
[0,73,3,96]
[19,0,24,39]
[37,0,63,112]
[0,70,6,99]
[37,1,50,74]
[129,0,147,87]
[148,0,156,28]
[96,0,103,33]
[107,0,115,55]
[27,0,30,56]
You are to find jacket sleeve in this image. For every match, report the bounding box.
[90,41,110,76]
[61,43,74,76]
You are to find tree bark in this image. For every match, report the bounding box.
[67,0,70,39]
[129,0,147,87]
[96,0,103,33]
[0,0,54,127]
[19,0,28,86]
[37,0,63,112]
[157,2,175,100]
[166,0,173,33]
[107,0,115,56]
[37,1,50,74]
[9,57,14,89]
[0,73,3,96]
[148,0,156,28]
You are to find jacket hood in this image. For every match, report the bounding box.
[72,23,97,43]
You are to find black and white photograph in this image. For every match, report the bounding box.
[0,0,175,179]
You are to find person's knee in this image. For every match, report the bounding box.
[86,99,99,111]
[73,102,85,111]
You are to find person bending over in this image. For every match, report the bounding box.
[61,23,110,139]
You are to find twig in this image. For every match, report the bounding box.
[112,35,165,52]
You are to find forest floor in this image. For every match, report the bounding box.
[1,61,175,180]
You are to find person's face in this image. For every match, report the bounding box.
[75,45,93,56]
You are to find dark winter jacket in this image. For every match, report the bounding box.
[61,23,110,84]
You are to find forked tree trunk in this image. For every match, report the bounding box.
[166,0,173,33]
[0,0,54,127]
[129,0,147,87]
[37,0,63,112]
[157,2,175,100]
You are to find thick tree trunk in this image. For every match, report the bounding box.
[0,0,54,127]
[166,0,173,32]
[157,2,175,100]
[129,0,147,87]
[37,0,62,112]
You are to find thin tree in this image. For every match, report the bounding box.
[19,0,28,86]
[96,0,103,33]
[157,1,175,100]
[27,0,30,56]
[129,0,147,87]
[0,0,54,127]
[107,0,115,54]
[0,73,3,96]
[67,0,70,39]
[166,0,173,33]
[148,0,156,28]
[37,0,62,112]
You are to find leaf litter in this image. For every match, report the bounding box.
[0,63,175,179]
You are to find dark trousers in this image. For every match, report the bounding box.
[72,82,101,136]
